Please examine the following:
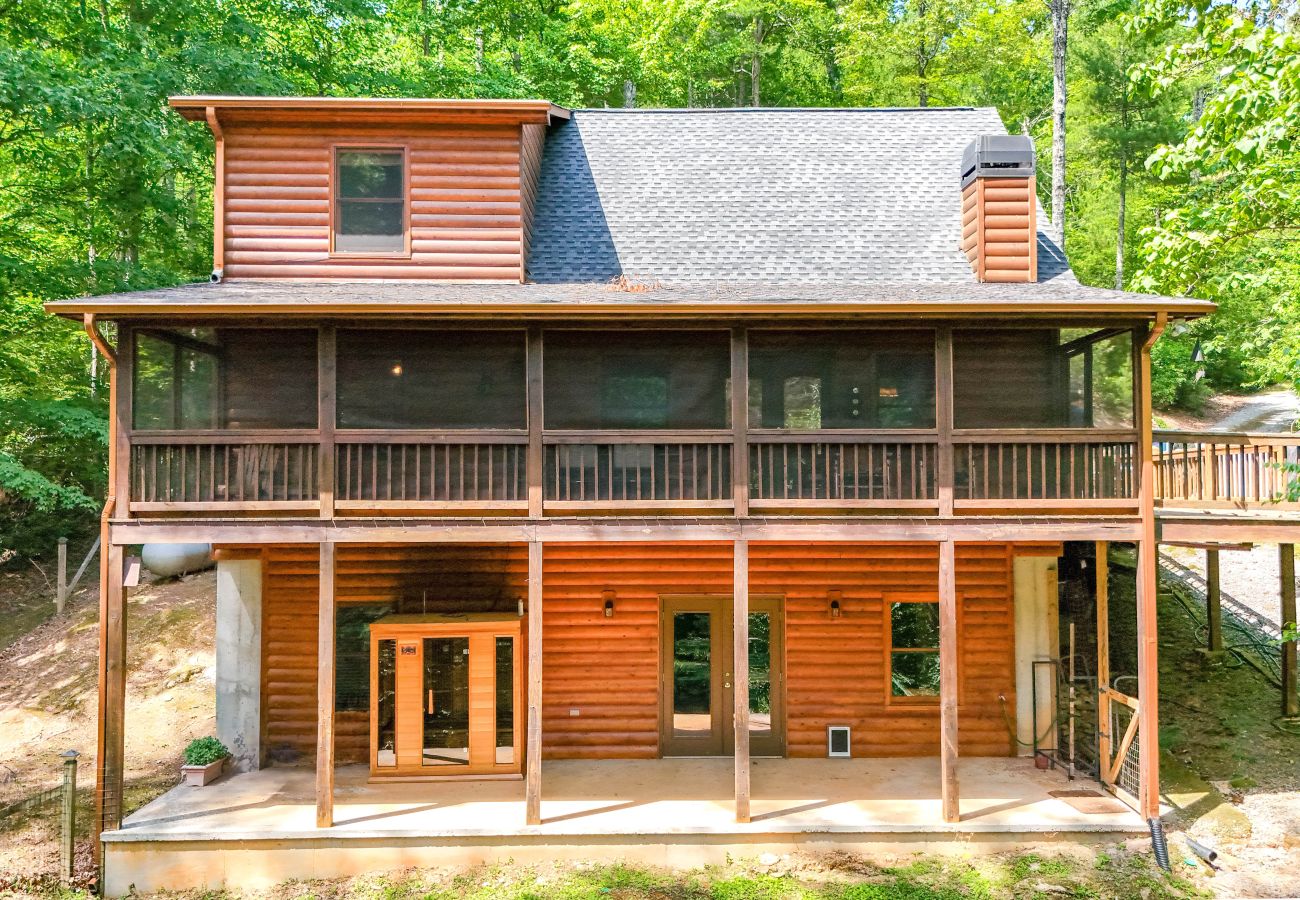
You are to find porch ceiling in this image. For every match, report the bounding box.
[111,758,1143,842]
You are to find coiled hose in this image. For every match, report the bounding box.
[1149,817,1171,872]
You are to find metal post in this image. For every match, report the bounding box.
[56,537,68,614]
[60,750,79,881]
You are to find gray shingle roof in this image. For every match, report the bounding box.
[527,107,1070,285]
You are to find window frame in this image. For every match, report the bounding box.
[883,591,953,706]
[330,144,412,259]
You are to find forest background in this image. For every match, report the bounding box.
[0,0,1296,557]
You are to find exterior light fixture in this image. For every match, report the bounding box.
[390,362,404,376]
[828,589,842,618]
[602,589,616,618]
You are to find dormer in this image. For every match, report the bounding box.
[171,96,568,283]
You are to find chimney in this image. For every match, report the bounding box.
[960,135,1037,283]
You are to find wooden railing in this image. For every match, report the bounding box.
[335,432,528,509]
[125,427,1167,517]
[1153,430,1300,510]
[748,435,937,508]
[130,433,319,510]
[543,433,731,508]
[953,432,1138,507]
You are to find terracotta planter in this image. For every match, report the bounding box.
[181,757,227,787]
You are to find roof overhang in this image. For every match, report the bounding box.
[169,96,570,128]
[45,281,1218,320]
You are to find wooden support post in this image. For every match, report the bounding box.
[315,542,335,827]
[205,106,225,278]
[318,327,336,520]
[527,328,544,518]
[1206,547,1223,652]
[94,540,126,848]
[731,328,749,517]
[935,328,954,517]
[525,541,543,824]
[1281,543,1298,718]
[56,537,68,614]
[1095,541,1112,781]
[1135,314,1166,820]
[938,539,959,823]
[733,539,751,823]
[60,750,79,882]
[113,324,132,519]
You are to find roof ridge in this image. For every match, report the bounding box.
[571,106,985,114]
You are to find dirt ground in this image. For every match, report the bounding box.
[1164,543,1288,629]
[0,565,216,879]
[1155,388,1300,433]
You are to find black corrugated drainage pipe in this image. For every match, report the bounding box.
[1148,817,1171,872]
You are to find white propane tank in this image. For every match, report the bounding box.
[141,543,214,578]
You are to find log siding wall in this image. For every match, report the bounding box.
[258,542,1017,765]
[222,124,526,280]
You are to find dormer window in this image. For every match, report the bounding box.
[332,147,408,255]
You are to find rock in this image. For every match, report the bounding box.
[758,852,780,867]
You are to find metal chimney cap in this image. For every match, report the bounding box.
[961,134,1035,188]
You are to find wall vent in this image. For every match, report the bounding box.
[960,134,1038,284]
[827,725,851,758]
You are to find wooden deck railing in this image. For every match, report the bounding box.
[543,433,732,508]
[748,435,937,508]
[1153,430,1300,510]
[125,427,1168,517]
[953,432,1138,507]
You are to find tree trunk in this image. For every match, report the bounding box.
[420,0,430,56]
[1115,154,1126,290]
[623,80,637,108]
[1050,0,1069,245]
[751,18,763,107]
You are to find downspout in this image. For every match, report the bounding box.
[205,106,225,283]
[1137,313,1167,855]
[83,313,117,870]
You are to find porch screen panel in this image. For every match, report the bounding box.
[336,329,526,429]
[131,327,318,430]
[952,328,1134,429]
[543,330,730,429]
[748,330,936,429]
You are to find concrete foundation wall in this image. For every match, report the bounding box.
[216,558,263,771]
[1012,556,1059,755]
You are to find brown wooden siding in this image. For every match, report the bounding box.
[518,123,546,279]
[961,177,1037,284]
[259,542,1016,766]
[222,125,525,280]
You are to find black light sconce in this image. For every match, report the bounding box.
[828,589,843,619]
[602,589,616,618]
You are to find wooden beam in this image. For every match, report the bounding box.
[733,538,751,823]
[1095,541,1112,785]
[94,539,126,856]
[731,328,749,517]
[935,328,954,517]
[1206,548,1223,652]
[318,327,336,519]
[525,541,543,824]
[1136,314,1166,820]
[315,542,335,827]
[938,538,959,823]
[113,325,132,519]
[205,106,225,278]
[1281,543,1298,718]
[527,327,544,518]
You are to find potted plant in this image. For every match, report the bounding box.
[181,737,230,786]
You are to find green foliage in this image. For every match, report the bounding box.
[183,736,230,767]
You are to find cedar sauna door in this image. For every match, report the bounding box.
[369,615,523,779]
[660,596,784,757]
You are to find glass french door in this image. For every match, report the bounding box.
[660,596,783,757]
[370,618,521,778]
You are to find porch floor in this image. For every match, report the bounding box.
[113,757,1142,841]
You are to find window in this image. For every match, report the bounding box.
[335,604,393,712]
[748,331,936,429]
[544,330,730,430]
[336,329,526,429]
[334,148,407,255]
[952,328,1135,429]
[132,328,318,430]
[888,597,941,699]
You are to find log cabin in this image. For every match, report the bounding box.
[51,96,1290,895]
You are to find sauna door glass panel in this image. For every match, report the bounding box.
[495,636,515,765]
[376,639,397,767]
[422,637,470,766]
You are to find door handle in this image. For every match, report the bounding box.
[427,689,434,715]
